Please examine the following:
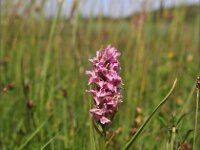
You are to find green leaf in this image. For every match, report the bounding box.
[122,79,177,150]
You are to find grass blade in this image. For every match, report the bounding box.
[193,81,200,150]
[122,79,177,150]
[18,116,51,150]
[40,134,57,150]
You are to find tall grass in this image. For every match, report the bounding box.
[0,1,199,150]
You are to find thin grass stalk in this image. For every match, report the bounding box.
[193,83,199,150]
[179,82,196,118]
[122,79,177,150]
[170,126,176,150]
[18,115,51,150]
[71,0,79,49]
[40,1,63,110]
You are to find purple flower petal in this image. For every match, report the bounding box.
[100,116,111,124]
[86,45,123,126]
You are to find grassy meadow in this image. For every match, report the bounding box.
[0,2,200,150]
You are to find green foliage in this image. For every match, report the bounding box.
[0,3,199,150]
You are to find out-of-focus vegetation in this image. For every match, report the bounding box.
[0,2,199,150]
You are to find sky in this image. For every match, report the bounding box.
[3,0,200,18]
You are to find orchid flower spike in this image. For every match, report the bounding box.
[86,45,123,126]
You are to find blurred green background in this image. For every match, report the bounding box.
[0,1,199,150]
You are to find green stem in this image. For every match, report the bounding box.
[40,1,63,104]
[122,79,177,150]
[170,126,176,150]
[18,115,51,150]
[101,136,107,150]
[193,88,199,150]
